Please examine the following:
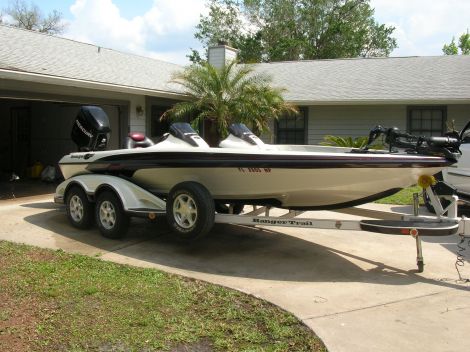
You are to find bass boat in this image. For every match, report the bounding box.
[58,106,460,210]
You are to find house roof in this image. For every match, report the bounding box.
[252,55,470,104]
[1,25,469,104]
[0,24,184,97]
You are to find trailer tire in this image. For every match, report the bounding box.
[95,191,129,239]
[65,186,94,229]
[167,182,215,240]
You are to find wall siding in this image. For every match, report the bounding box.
[448,105,470,130]
[307,105,407,144]
[306,104,470,144]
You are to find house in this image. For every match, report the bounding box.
[253,53,470,144]
[1,24,470,177]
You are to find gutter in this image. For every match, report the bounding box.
[0,68,189,100]
[289,99,470,106]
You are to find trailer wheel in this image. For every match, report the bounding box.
[65,186,94,229]
[167,182,215,240]
[95,191,129,239]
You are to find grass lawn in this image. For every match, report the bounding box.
[0,241,326,352]
[375,185,423,205]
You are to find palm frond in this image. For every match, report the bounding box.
[166,61,295,139]
[321,135,369,148]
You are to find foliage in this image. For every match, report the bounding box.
[162,60,297,143]
[2,0,65,34]
[443,38,459,55]
[321,134,385,149]
[375,185,423,205]
[190,0,397,63]
[443,31,470,55]
[321,135,369,148]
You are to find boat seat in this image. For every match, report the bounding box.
[125,132,154,149]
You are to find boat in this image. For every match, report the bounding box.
[58,106,460,211]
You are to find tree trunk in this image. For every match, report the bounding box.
[203,119,221,147]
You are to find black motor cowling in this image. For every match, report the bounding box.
[71,106,111,151]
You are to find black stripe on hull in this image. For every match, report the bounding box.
[214,188,402,210]
[63,151,453,172]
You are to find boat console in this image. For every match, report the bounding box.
[219,123,266,149]
[152,123,209,148]
[71,106,111,152]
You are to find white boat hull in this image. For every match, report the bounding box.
[131,166,441,208]
[59,143,449,209]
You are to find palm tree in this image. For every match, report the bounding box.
[321,135,384,149]
[162,61,297,145]
[321,135,369,148]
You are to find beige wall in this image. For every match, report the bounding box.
[307,104,470,144]
[448,105,470,130]
[307,105,407,144]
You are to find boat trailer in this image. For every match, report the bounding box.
[215,188,467,273]
[55,175,470,273]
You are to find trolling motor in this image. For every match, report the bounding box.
[71,106,111,152]
[364,125,461,161]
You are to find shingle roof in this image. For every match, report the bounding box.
[0,24,184,95]
[252,55,470,104]
[1,25,469,104]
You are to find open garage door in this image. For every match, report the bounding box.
[0,99,127,198]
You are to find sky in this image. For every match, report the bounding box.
[0,0,469,64]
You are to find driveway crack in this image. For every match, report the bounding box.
[302,289,453,321]
[106,234,169,253]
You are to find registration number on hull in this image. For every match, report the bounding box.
[238,168,271,173]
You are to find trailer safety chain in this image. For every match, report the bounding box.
[455,235,470,283]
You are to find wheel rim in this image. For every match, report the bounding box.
[99,201,117,230]
[173,193,198,229]
[69,195,84,223]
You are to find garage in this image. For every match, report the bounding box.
[0,98,127,198]
[0,25,187,198]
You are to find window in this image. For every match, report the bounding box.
[408,106,446,137]
[276,107,307,144]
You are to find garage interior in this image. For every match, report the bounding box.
[0,98,127,199]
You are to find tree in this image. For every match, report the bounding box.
[162,61,297,145]
[443,31,470,55]
[443,38,459,55]
[3,0,65,34]
[189,0,264,63]
[190,0,397,63]
[321,135,383,149]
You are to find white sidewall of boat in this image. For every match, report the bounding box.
[133,167,443,207]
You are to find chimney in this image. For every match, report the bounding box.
[208,41,238,69]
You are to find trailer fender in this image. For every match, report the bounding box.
[54,175,166,215]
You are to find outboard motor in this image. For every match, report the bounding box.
[71,106,111,152]
[125,132,154,149]
[219,123,266,149]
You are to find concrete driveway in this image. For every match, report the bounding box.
[1,194,469,352]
